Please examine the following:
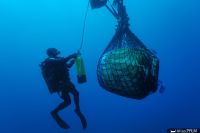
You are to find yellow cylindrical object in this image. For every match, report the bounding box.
[75,54,87,83]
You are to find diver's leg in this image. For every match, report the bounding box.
[51,110,69,129]
[68,82,80,111]
[68,82,87,129]
[74,108,87,130]
[54,99,71,112]
[53,89,71,112]
[51,90,71,129]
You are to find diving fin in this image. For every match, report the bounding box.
[51,111,70,129]
[74,110,87,130]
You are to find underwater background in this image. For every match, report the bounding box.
[0,0,199,133]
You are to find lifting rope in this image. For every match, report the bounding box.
[78,0,119,52]
[78,1,90,52]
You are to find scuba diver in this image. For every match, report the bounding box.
[40,48,87,129]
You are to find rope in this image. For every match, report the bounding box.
[78,1,90,51]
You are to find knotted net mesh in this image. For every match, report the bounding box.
[97,28,159,99]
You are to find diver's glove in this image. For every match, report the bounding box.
[71,51,81,59]
[71,53,78,59]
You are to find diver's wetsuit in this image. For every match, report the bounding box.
[45,54,80,109]
[41,54,86,129]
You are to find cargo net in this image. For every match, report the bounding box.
[97,28,159,99]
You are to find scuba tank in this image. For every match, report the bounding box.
[40,59,62,94]
[75,53,87,83]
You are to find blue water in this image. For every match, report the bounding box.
[0,0,199,133]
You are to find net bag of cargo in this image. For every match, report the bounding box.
[97,26,159,99]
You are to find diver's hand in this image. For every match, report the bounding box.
[65,53,78,63]
[72,53,79,58]
[75,50,81,58]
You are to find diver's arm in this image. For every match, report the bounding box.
[64,53,77,63]
[46,57,62,63]
[67,60,75,68]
